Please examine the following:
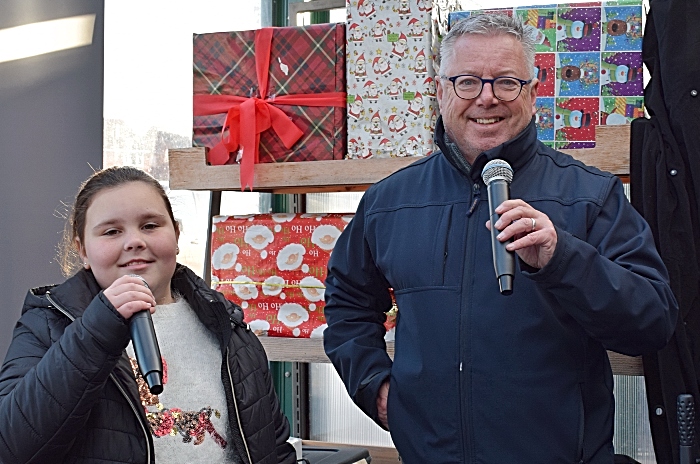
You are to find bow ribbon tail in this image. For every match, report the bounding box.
[255,28,274,99]
[267,105,304,149]
[239,99,258,191]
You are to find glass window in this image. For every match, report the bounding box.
[103,0,266,276]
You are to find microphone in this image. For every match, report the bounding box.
[127,274,163,395]
[678,394,696,464]
[481,159,516,295]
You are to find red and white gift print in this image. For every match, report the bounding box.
[210,213,353,338]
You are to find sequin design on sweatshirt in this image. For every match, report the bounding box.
[130,356,228,448]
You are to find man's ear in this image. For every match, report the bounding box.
[436,77,445,112]
[529,78,539,116]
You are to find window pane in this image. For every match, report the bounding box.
[306,192,394,447]
[103,0,264,276]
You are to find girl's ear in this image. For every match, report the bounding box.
[76,238,88,267]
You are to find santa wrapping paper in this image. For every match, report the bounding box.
[211,213,397,339]
[346,0,438,159]
[210,213,348,338]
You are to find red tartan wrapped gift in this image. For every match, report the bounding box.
[193,24,347,190]
[211,213,353,338]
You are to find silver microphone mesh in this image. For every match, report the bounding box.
[481,159,514,185]
[128,274,150,289]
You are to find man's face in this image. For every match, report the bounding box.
[436,33,538,164]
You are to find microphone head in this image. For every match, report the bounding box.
[482,159,514,186]
[127,274,150,289]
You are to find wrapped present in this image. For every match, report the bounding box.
[443,1,644,147]
[346,0,439,159]
[211,213,396,339]
[193,25,347,190]
[210,213,353,338]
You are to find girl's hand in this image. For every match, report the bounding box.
[103,275,157,320]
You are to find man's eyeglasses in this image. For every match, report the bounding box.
[443,74,532,102]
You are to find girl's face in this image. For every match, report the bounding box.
[78,181,179,305]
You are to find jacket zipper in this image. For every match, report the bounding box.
[461,181,481,463]
[226,346,253,464]
[46,292,152,464]
[443,206,453,284]
[467,183,481,217]
[577,383,585,463]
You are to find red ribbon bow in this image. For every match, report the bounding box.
[193,27,346,191]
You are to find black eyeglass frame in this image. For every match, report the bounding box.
[443,74,533,102]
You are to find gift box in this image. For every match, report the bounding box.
[210,213,353,338]
[211,213,397,338]
[443,0,644,148]
[193,24,347,190]
[346,0,439,159]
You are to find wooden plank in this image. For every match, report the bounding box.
[259,337,643,376]
[607,351,644,377]
[559,124,630,176]
[168,147,418,193]
[169,125,630,193]
[302,440,399,464]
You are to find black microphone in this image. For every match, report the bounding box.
[678,394,696,464]
[127,274,163,395]
[481,159,516,295]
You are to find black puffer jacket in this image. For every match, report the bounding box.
[0,265,295,464]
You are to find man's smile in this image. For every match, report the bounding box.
[472,117,505,125]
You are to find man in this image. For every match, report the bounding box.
[323,13,678,463]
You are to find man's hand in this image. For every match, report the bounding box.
[486,199,557,269]
[377,380,390,430]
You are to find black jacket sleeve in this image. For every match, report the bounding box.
[323,196,394,427]
[527,177,678,355]
[0,293,130,463]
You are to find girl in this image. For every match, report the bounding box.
[0,166,296,463]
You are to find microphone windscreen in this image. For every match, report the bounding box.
[482,159,514,186]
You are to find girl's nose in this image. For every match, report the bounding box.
[124,231,146,250]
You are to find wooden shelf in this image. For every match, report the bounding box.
[302,440,398,464]
[558,124,630,177]
[168,124,631,193]
[259,337,643,376]
[168,148,418,193]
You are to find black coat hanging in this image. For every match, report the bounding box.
[630,0,700,462]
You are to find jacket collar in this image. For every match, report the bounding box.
[434,115,539,183]
[27,269,103,318]
[28,266,244,341]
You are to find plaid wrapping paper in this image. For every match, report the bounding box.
[193,24,346,175]
[211,213,396,338]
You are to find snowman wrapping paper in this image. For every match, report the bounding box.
[210,214,398,339]
[442,0,643,150]
[346,0,439,159]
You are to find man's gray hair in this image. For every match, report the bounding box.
[439,13,536,80]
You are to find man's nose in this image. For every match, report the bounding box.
[476,82,499,105]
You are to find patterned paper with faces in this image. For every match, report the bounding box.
[211,213,353,338]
